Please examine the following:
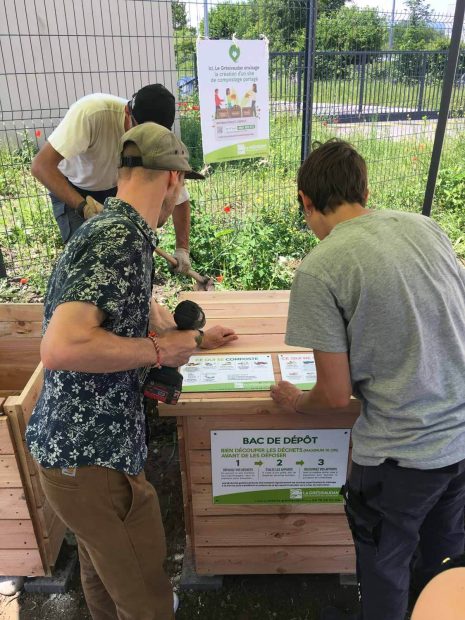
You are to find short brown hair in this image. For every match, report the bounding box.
[298,139,368,213]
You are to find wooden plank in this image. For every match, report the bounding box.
[0,455,23,487]
[0,340,41,390]
[204,316,287,335]
[0,304,43,322]
[0,519,38,548]
[0,549,45,577]
[6,364,44,429]
[0,488,30,519]
[0,417,15,454]
[184,411,358,450]
[0,321,42,338]
[181,291,290,304]
[36,499,57,538]
[195,545,356,575]
[30,472,46,508]
[43,512,66,568]
[192,484,346,516]
[194,514,352,547]
[203,302,289,319]
[172,396,360,414]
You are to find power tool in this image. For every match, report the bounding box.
[143,300,206,405]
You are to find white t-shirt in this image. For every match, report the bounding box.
[48,93,190,204]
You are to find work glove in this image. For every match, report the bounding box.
[172,248,191,275]
[83,196,104,220]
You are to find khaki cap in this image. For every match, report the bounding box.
[119,122,204,180]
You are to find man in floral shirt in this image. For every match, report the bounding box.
[26,123,237,620]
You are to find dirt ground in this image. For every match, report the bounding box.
[0,414,359,620]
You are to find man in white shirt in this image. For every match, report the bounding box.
[31,84,192,273]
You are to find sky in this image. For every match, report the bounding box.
[184,0,457,28]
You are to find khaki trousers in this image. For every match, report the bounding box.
[38,464,174,620]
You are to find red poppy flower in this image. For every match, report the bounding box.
[216,275,224,283]
[35,129,41,137]
[20,277,29,285]
[192,105,200,111]
[224,205,231,213]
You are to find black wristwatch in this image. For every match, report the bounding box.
[195,329,204,348]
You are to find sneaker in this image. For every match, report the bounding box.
[173,591,179,613]
[0,576,24,596]
[320,607,360,620]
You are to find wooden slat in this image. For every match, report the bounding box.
[0,340,41,390]
[0,519,37,548]
[0,321,42,338]
[194,514,352,547]
[6,364,44,429]
[0,304,43,322]
[0,455,22,487]
[0,417,15,454]
[181,291,290,304]
[195,545,356,575]
[192,484,346,516]
[0,549,44,577]
[0,488,30,519]
[36,499,57,538]
[43,512,66,568]
[30,472,46,507]
[185,412,358,450]
[204,316,287,335]
[203,302,290,319]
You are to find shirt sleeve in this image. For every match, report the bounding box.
[176,185,190,205]
[56,222,141,321]
[48,99,93,160]
[285,270,348,353]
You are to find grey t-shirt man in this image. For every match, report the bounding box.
[286,210,465,469]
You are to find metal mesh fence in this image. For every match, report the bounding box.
[0,0,464,278]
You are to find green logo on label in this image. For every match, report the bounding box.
[229,44,240,63]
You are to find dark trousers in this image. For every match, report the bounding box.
[345,458,465,620]
[50,182,117,243]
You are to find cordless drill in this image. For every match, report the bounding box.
[143,300,206,405]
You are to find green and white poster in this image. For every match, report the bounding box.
[196,38,269,163]
[211,429,351,504]
[181,354,274,392]
[279,353,317,389]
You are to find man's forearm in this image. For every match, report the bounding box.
[42,327,157,373]
[172,200,190,249]
[32,160,83,209]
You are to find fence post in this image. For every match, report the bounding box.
[358,52,367,115]
[417,52,427,113]
[422,0,465,216]
[301,0,317,164]
[0,249,6,279]
[297,52,303,115]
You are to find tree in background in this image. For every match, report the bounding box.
[199,2,248,39]
[394,0,449,51]
[172,0,196,76]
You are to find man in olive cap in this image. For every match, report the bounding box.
[26,122,237,620]
[31,85,193,274]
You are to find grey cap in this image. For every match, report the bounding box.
[119,122,204,180]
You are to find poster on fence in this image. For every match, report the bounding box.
[211,429,351,504]
[196,38,269,163]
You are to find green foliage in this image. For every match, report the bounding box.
[200,2,248,39]
[318,0,346,14]
[171,0,188,29]
[316,7,387,52]
[188,204,316,290]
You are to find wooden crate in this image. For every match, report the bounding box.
[160,290,360,576]
[0,303,65,576]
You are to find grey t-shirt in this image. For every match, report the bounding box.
[286,210,465,469]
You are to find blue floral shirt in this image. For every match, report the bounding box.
[26,198,157,475]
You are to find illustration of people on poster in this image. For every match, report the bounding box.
[196,38,269,163]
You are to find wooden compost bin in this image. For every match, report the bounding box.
[160,290,360,576]
[0,303,65,576]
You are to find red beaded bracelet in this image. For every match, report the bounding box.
[148,331,162,369]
